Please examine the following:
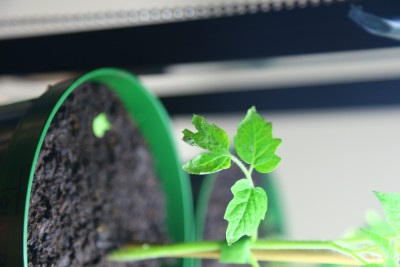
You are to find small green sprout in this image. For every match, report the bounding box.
[92,112,111,138]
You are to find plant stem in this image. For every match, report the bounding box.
[251,232,258,242]
[248,166,254,177]
[331,242,369,265]
[253,240,369,265]
[108,241,221,262]
[231,155,253,187]
[248,254,260,267]
[108,240,383,265]
[230,155,258,243]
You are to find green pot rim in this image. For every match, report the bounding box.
[0,68,194,267]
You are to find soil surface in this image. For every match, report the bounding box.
[202,163,267,267]
[28,82,169,267]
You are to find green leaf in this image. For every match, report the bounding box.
[220,237,251,264]
[182,115,232,174]
[182,152,231,174]
[360,228,398,267]
[365,210,396,237]
[224,179,268,245]
[374,192,400,233]
[234,106,281,173]
[182,115,230,154]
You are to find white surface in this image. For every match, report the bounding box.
[173,107,400,239]
[141,47,400,96]
[0,76,62,104]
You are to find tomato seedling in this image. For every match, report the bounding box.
[109,106,400,267]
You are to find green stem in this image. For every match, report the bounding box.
[231,155,253,187]
[248,166,254,177]
[108,241,221,262]
[353,245,379,253]
[230,155,258,242]
[332,242,368,265]
[253,240,369,265]
[249,254,261,267]
[108,240,380,265]
[251,231,258,242]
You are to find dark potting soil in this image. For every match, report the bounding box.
[202,163,267,267]
[28,82,170,267]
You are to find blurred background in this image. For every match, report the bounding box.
[1,0,400,240]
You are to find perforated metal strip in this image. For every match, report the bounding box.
[0,0,358,40]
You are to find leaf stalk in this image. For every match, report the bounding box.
[231,155,253,187]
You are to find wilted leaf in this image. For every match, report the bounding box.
[182,115,230,153]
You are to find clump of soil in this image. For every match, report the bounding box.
[28,82,169,267]
[202,164,267,267]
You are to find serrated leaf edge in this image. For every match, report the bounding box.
[224,179,267,245]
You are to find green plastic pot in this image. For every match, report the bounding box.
[0,68,194,267]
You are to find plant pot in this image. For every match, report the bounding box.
[0,68,194,267]
[194,164,284,267]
